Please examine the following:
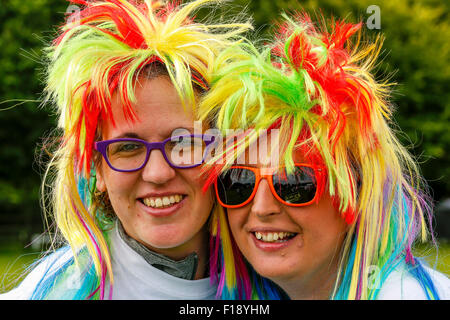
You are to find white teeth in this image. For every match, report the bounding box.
[143,195,184,208]
[162,197,170,206]
[254,231,295,243]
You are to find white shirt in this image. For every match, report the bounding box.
[377,264,450,300]
[106,224,217,300]
[0,225,217,300]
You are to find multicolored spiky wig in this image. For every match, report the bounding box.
[31,0,251,299]
[199,12,439,299]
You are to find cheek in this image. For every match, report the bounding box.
[103,171,138,203]
[226,208,248,242]
[294,199,347,251]
[182,169,212,201]
[318,200,347,237]
[179,169,215,219]
[194,187,215,219]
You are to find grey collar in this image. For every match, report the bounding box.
[117,221,198,280]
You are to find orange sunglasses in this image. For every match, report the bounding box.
[214,163,324,209]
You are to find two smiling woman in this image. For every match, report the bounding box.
[2,0,449,300]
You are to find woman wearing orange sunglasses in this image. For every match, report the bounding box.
[212,143,348,300]
[198,13,450,300]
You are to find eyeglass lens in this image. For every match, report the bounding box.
[272,166,316,204]
[217,168,256,206]
[105,136,208,170]
[217,166,317,206]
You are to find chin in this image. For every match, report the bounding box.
[256,269,290,281]
[135,228,181,247]
[252,261,300,282]
[141,233,187,249]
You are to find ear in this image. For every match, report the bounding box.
[95,163,106,192]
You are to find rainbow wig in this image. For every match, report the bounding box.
[199,12,439,299]
[31,0,251,300]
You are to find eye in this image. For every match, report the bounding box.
[120,143,141,151]
[168,136,203,148]
[108,141,144,155]
[176,136,191,146]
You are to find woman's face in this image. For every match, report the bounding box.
[96,76,214,259]
[226,148,348,293]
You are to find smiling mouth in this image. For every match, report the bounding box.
[140,194,186,209]
[252,231,297,243]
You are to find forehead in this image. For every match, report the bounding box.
[224,129,311,167]
[101,76,197,139]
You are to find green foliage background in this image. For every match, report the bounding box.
[0,0,449,246]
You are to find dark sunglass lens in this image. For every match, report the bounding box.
[217,168,256,206]
[273,166,317,204]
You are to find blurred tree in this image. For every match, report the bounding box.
[0,0,68,244]
[234,0,450,204]
[0,0,449,246]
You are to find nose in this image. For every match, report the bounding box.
[250,178,281,218]
[141,149,176,184]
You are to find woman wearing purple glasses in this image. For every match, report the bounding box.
[0,0,250,300]
[93,71,218,293]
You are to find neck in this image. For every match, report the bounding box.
[275,258,340,300]
[150,229,209,280]
[117,221,209,280]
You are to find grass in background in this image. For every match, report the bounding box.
[0,245,42,294]
[413,239,450,276]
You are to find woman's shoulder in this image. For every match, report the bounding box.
[0,246,76,300]
[377,262,450,300]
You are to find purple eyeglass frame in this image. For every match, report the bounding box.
[94,134,216,172]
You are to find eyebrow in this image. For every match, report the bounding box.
[113,132,141,139]
[230,163,262,168]
[112,127,195,140]
[169,127,195,136]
